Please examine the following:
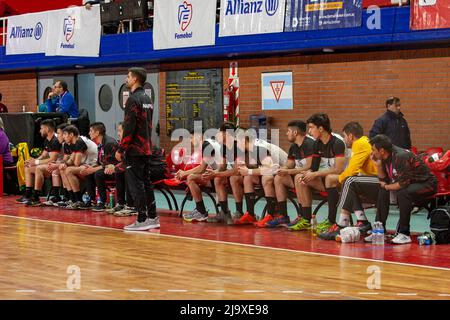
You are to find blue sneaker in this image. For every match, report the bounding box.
[265,215,290,228]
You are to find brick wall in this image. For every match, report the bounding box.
[0,73,37,113]
[159,47,450,152]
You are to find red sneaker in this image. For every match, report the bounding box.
[235,212,257,225]
[254,214,273,228]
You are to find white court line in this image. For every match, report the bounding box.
[396,293,418,296]
[167,289,188,292]
[242,290,265,293]
[438,294,450,297]
[128,289,149,292]
[91,289,112,292]
[320,291,341,294]
[3,214,450,272]
[15,290,36,293]
[358,292,380,295]
[205,290,225,293]
[282,290,303,294]
[53,289,75,293]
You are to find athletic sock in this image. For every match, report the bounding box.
[338,213,351,227]
[32,189,41,201]
[196,201,207,215]
[326,187,339,224]
[302,207,312,221]
[266,197,276,215]
[219,201,229,213]
[74,191,82,202]
[69,191,75,202]
[244,192,256,216]
[277,201,288,216]
[235,202,243,214]
[25,187,33,198]
[354,210,368,221]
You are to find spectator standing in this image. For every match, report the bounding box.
[369,97,411,149]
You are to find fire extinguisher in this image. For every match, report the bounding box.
[223,84,236,123]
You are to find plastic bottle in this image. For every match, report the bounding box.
[82,192,90,205]
[310,215,317,234]
[22,105,26,112]
[377,222,385,245]
[372,222,379,245]
[109,189,115,208]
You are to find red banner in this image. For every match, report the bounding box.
[411,0,450,30]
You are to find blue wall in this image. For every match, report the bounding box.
[0,6,449,73]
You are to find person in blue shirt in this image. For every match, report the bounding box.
[46,80,79,118]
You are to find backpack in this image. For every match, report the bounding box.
[428,206,450,244]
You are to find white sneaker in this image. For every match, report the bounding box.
[364,233,373,243]
[391,233,412,244]
[124,219,154,231]
[147,216,160,230]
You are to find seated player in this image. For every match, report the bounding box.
[177,135,221,222]
[233,129,288,225]
[296,113,346,233]
[263,120,315,229]
[106,122,136,216]
[81,122,118,212]
[318,122,378,240]
[16,119,61,206]
[369,134,437,244]
[58,125,98,210]
[203,122,239,224]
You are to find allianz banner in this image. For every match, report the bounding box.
[45,6,101,57]
[153,0,216,50]
[411,0,450,30]
[219,0,286,37]
[6,12,48,55]
[284,0,362,32]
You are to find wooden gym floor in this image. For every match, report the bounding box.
[0,195,449,300]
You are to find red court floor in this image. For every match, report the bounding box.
[1,195,449,270]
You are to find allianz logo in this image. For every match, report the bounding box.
[9,22,44,40]
[225,0,279,16]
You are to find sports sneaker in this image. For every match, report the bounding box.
[57,200,73,208]
[106,204,124,214]
[92,203,106,212]
[391,233,412,245]
[207,210,231,224]
[43,196,61,207]
[364,233,374,243]
[124,218,155,231]
[234,212,257,225]
[146,216,160,230]
[287,217,311,231]
[316,219,333,234]
[16,195,31,204]
[254,214,273,228]
[286,216,302,228]
[184,208,208,222]
[79,202,93,210]
[355,220,372,235]
[232,211,243,220]
[266,215,290,228]
[318,223,342,240]
[25,198,42,207]
[66,201,83,210]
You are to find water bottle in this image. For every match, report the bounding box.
[109,190,115,208]
[82,192,90,205]
[377,222,385,245]
[310,215,317,234]
[372,222,379,245]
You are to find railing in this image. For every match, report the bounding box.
[0,17,7,47]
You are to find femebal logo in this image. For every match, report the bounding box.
[9,21,44,40]
[175,1,193,39]
[225,0,279,16]
[61,16,76,49]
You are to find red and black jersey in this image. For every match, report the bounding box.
[118,87,153,157]
[311,135,346,171]
[44,134,61,153]
[382,145,438,188]
[97,134,118,166]
[288,136,315,168]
